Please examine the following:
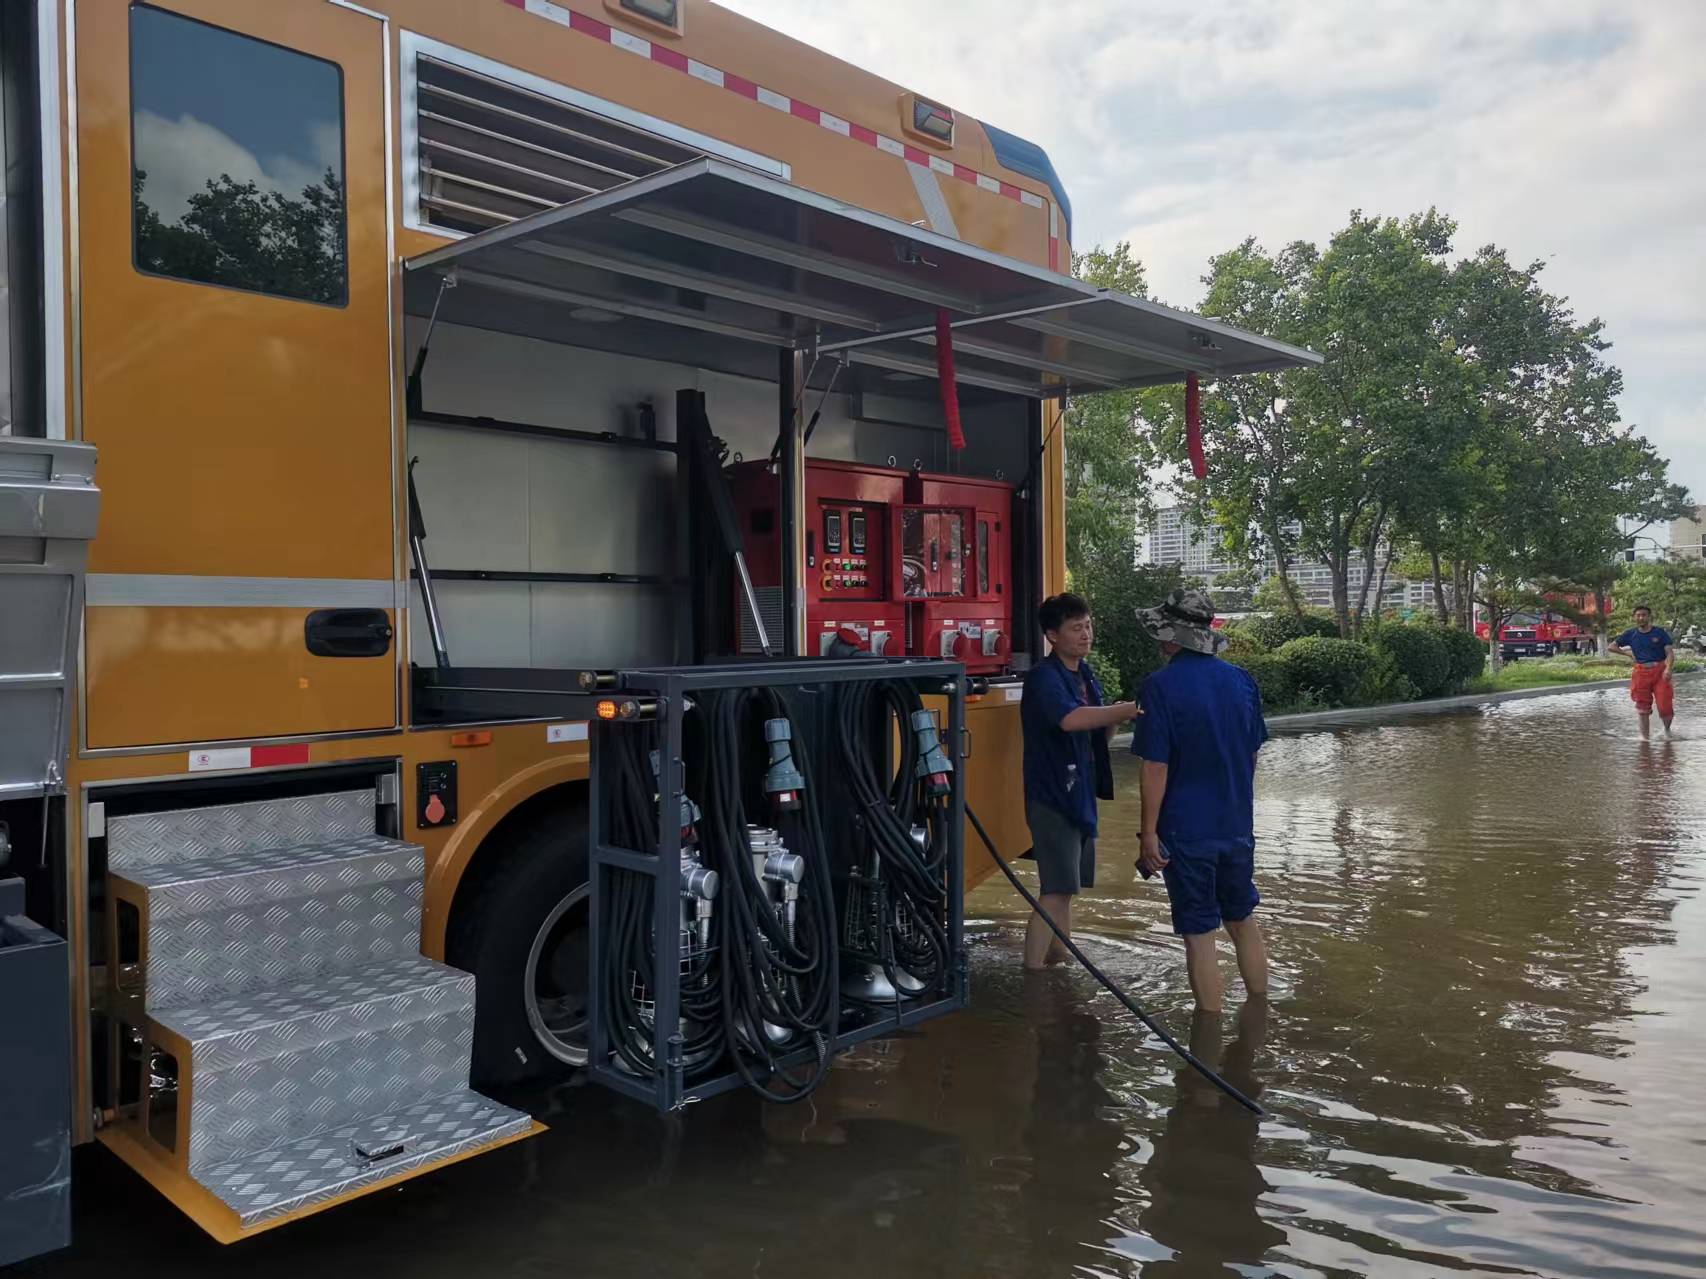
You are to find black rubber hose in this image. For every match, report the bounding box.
[700,686,836,1103]
[965,804,1266,1117]
[603,724,724,1078]
[831,681,949,994]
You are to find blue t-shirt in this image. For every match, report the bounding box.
[1135,652,1269,846]
[1617,626,1674,664]
[1021,654,1114,835]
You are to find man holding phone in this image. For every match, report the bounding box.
[1133,590,1269,1013]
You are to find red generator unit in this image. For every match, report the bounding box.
[726,460,1015,674]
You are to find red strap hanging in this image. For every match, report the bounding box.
[1185,372,1207,480]
[935,308,967,451]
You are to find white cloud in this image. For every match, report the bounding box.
[715,0,1706,497]
[133,110,331,224]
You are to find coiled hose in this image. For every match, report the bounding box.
[831,679,951,997]
[602,722,723,1078]
[698,686,840,1103]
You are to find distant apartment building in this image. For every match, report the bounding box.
[1669,506,1706,560]
[1143,504,1457,614]
[1142,505,1240,583]
[1284,554,1406,610]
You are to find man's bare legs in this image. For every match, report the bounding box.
[1024,892,1073,970]
[1182,932,1223,1011]
[1183,915,1269,1012]
[1639,709,1651,740]
[1224,915,1269,999]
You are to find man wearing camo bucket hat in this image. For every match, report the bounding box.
[1131,589,1271,1013]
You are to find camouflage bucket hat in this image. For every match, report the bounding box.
[1137,588,1224,656]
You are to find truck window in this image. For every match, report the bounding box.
[129,6,347,306]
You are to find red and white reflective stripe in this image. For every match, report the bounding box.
[187,744,312,773]
[501,0,1061,263]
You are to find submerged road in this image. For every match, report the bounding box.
[18,680,1706,1277]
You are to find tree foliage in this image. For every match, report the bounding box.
[1609,560,1706,633]
[1095,208,1690,669]
[1061,243,1172,582]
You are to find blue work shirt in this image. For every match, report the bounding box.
[1021,654,1115,835]
[1135,652,1268,845]
[1617,626,1674,664]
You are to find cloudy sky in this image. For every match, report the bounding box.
[719,0,1705,503]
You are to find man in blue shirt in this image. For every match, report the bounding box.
[1133,590,1269,1013]
[1610,604,1676,738]
[1020,592,1139,970]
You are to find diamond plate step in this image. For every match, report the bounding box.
[111,835,424,1010]
[195,1090,532,1229]
[149,955,476,1176]
[108,790,377,872]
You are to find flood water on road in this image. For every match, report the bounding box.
[23,683,1706,1278]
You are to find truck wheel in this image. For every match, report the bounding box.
[448,802,590,1089]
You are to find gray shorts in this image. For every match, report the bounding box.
[1026,802,1096,896]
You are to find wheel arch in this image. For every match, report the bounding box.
[421,758,589,958]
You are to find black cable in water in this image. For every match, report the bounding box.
[965,805,1266,1117]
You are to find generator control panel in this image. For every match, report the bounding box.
[816,501,882,599]
[727,458,1015,674]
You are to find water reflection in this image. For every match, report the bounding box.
[23,684,1706,1279]
[1136,1002,1281,1275]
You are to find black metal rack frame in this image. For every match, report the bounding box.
[587,657,968,1112]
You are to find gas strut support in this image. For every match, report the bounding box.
[406,457,452,670]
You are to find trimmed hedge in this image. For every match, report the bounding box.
[1226,651,1297,711]
[1219,627,1268,661]
[1276,636,1373,706]
[1424,623,1487,687]
[1374,625,1453,699]
[1229,611,1340,652]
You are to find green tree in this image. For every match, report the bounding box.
[1075,556,1186,699]
[1183,237,1313,620]
[1061,242,1158,584]
[1444,247,1689,669]
[1609,560,1706,634]
[1250,573,1296,614]
[1191,212,1474,640]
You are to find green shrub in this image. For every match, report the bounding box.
[1277,636,1373,706]
[1421,623,1487,688]
[1354,644,1415,705]
[1374,625,1454,699]
[1219,627,1268,660]
[1237,610,1340,651]
[1225,651,1297,711]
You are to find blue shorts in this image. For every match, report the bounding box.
[1159,837,1259,935]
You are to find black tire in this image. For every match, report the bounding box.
[447,796,590,1090]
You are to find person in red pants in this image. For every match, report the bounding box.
[1611,604,1676,738]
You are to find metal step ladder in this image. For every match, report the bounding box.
[103,787,533,1235]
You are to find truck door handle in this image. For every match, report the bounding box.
[305,608,394,658]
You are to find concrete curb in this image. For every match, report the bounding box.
[1110,668,1705,746]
